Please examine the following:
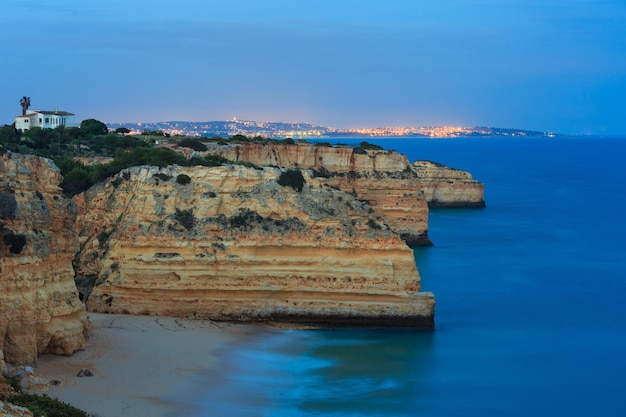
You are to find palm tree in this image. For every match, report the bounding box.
[19,96,31,116]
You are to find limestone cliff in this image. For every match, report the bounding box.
[74,165,435,327]
[413,161,486,208]
[222,142,410,173]
[203,143,484,244]
[0,153,88,366]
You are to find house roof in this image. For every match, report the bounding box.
[34,110,75,116]
[16,110,75,117]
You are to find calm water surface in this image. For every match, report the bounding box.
[189,137,626,416]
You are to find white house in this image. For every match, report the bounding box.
[15,110,75,131]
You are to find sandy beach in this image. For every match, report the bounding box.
[33,313,252,417]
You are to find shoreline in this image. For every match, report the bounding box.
[32,313,254,417]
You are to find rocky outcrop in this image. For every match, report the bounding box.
[74,165,435,327]
[0,401,34,417]
[203,142,484,244]
[0,153,89,365]
[222,142,410,173]
[321,174,430,245]
[413,161,485,208]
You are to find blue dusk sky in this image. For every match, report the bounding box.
[1,0,625,135]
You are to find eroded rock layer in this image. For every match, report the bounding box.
[74,165,435,327]
[413,161,486,208]
[205,143,485,244]
[0,153,88,365]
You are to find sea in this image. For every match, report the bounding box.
[180,136,626,417]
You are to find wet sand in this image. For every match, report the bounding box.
[34,313,251,417]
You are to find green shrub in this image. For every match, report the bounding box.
[111,177,123,188]
[229,208,263,229]
[3,231,27,254]
[277,170,305,192]
[96,230,111,249]
[212,242,227,251]
[80,118,108,136]
[58,165,94,196]
[174,208,195,230]
[359,141,384,150]
[57,147,190,196]
[0,124,21,145]
[153,173,171,181]
[346,171,361,180]
[186,156,214,167]
[9,393,91,417]
[203,154,230,166]
[0,190,17,219]
[176,174,191,185]
[311,166,333,178]
[367,219,383,230]
[4,374,22,392]
[179,139,208,152]
[231,134,249,142]
[234,160,260,169]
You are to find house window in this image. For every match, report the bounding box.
[45,118,49,123]
[39,118,42,123]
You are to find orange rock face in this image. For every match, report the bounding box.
[322,175,431,245]
[413,161,486,208]
[205,143,484,244]
[74,165,435,327]
[0,153,88,365]
[225,143,410,172]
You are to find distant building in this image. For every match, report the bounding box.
[15,110,75,131]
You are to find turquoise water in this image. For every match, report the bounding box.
[190,137,626,416]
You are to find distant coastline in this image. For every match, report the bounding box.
[106,120,561,139]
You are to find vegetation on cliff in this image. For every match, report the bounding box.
[0,123,148,157]
[1,374,96,417]
[0,190,18,219]
[54,147,188,195]
[277,169,306,192]
[8,393,95,417]
[0,118,395,197]
[178,138,208,151]
[2,228,27,255]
